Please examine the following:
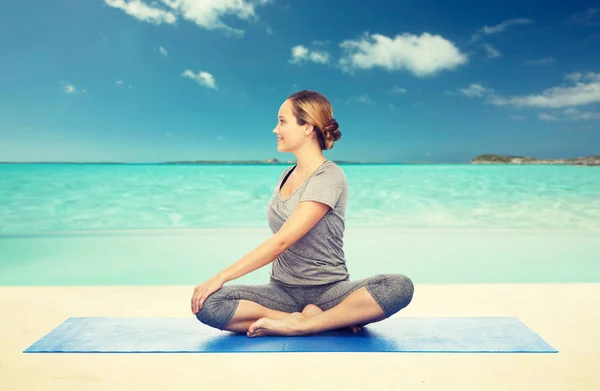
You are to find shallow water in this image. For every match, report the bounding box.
[1,163,599,233]
[1,228,598,285]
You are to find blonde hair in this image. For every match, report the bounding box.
[287,90,342,150]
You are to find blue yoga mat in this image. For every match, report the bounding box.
[23,316,557,353]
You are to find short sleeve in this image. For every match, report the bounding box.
[300,169,344,209]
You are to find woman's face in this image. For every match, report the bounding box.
[273,99,305,152]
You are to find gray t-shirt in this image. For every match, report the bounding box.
[267,160,350,286]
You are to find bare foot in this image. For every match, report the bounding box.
[247,312,306,337]
[301,304,363,334]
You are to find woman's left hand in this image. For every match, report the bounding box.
[191,275,224,314]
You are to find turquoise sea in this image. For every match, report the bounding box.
[1,163,599,285]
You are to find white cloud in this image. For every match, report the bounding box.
[568,8,600,26]
[159,46,168,56]
[565,72,600,83]
[539,113,559,121]
[563,108,600,120]
[104,0,273,37]
[289,45,330,64]
[482,18,535,34]
[509,115,525,121]
[584,72,600,82]
[565,72,583,82]
[471,18,534,42]
[181,69,217,90]
[104,0,176,24]
[311,40,331,46]
[64,84,77,93]
[338,32,467,77]
[62,82,86,94]
[356,94,374,104]
[526,57,555,65]
[116,80,132,88]
[391,86,407,94]
[490,72,600,108]
[483,44,501,59]
[537,108,600,122]
[346,94,375,104]
[458,83,494,98]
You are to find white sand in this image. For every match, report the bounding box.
[1,283,599,390]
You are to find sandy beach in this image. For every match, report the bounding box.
[1,283,599,390]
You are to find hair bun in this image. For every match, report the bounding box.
[323,118,341,141]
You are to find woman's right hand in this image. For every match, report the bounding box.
[191,275,224,315]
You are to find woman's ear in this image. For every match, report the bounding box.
[304,123,314,135]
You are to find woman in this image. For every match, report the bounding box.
[191,90,414,337]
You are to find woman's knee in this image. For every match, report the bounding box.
[369,273,414,315]
[392,273,414,306]
[195,287,238,330]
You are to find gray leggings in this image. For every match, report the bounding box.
[195,273,414,331]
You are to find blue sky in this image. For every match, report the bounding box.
[1,0,599,163]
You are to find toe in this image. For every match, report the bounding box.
[248,319,261,334]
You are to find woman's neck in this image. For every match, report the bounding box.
[295,157,327,176]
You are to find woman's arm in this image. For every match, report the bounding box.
[215,199,330,283]
[192,201,329,314]
[215,235,287,284]
[192,235,286,314]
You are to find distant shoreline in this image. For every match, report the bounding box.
[1,154,598,165]
[471,154,600,166]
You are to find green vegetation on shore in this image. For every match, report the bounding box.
[471,154,600,166]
